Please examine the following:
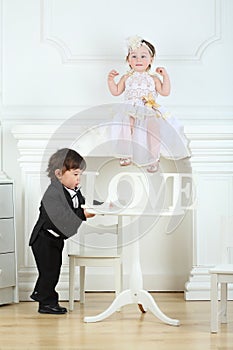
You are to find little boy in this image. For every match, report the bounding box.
[29,148,94,314]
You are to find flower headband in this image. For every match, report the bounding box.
[126,35,153,56]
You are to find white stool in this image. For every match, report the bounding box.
[209,264,233,333]
[68,215,123,311]
[209,216,233,333]
[69,252,122,310]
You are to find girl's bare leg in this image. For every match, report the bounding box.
[147,118,160,172]
[119,116,134,166]
[130,116,135,135]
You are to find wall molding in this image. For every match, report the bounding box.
[1,104,233,124]
[40,0,222,64]
[185,266,233,300]
[19,267,186,301]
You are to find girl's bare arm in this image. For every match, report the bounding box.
[153,67,171,96]
[107,70,128,96]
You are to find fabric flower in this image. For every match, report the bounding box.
[126,35,143,52]
[142,93,160,109]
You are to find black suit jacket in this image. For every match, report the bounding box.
[29,178,86,246]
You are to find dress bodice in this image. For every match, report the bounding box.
[124,72,157,106]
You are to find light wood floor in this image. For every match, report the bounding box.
[0,292,232,350]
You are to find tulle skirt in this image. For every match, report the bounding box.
[110,103,191,166]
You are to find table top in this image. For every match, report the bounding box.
[82,204,184,217]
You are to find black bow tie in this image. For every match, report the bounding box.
[71,188,80,200]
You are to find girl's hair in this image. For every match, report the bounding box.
[47,148,86,179]
[141,39,156,58]
[126,38,156,71]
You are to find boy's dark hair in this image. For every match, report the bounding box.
[47,148,86,179]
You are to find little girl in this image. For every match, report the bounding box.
[107,35,190,172]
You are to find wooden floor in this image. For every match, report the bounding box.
[0,292,232,350]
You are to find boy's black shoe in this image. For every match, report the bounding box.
[38,304,67,314]
[30,291,40,301]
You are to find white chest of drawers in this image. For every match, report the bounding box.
[0,179,18,304]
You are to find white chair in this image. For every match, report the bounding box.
[209,216,233,333]
[68,215,122,311]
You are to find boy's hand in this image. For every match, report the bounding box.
[84,209,95,218]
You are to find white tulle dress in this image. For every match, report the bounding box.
[111,71,191,166]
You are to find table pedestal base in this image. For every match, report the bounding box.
[84,289,180,326]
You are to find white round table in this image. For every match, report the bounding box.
[83,205,181,326]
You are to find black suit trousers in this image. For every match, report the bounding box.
[31,229,64,306]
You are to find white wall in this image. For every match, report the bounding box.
[0,0,232,300]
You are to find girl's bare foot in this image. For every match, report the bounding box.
[147,161,159,173]
[119,158,131,166]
